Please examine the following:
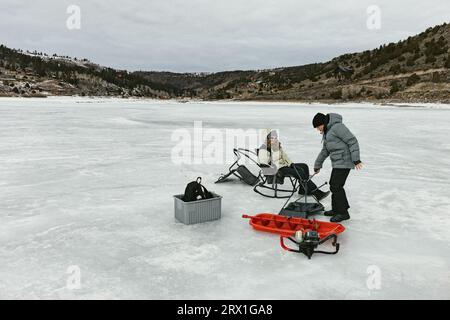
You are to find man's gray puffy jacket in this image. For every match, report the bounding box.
[314,113,360,170]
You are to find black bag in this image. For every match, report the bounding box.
[182,177,214,202]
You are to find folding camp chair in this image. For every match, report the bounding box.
[215,148,262,186]
[216,148,312,200]
[253,166,301,199]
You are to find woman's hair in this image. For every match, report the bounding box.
[266,130,281,152]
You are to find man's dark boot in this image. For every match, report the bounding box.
[324,210,335,217]
[313,190,330,202]
[330,213,350,223]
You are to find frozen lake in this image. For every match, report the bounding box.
[0,97,449,299]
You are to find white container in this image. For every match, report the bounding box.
[173,193,222,225]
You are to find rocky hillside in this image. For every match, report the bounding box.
[1,22,450,102]
[0,47,178,98]
[138,23,450,103]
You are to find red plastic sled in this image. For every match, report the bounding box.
[242,213,345,238]
[242,213,345,259]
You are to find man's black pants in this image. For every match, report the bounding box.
[330,168,351,215]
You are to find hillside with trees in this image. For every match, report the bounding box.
[0,46,179,98]
[1,22,450,102]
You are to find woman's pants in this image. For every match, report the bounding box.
[330,168,351,215]
[279,163,318,195]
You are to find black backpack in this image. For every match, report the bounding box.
[182,177,214,202]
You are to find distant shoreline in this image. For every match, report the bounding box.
[3,23,450,104]
[1,95,449,108]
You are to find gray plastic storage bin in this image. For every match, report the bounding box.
[173,193,222,225]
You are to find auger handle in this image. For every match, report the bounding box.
[280,236,300,253]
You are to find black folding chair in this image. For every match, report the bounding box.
[253,165,300,199]
[215,148,262,186]
[216,148,313,200]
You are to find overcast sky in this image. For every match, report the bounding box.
[1,0,449,72]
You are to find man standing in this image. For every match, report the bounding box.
[312,113,362,222]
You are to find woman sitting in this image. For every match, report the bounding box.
[258,130,330,201]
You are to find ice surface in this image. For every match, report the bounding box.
[0,97,449,299]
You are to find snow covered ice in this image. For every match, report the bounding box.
[0,97,449,299]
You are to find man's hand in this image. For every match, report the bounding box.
[314,168,320,174]
[355,162,363,170]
